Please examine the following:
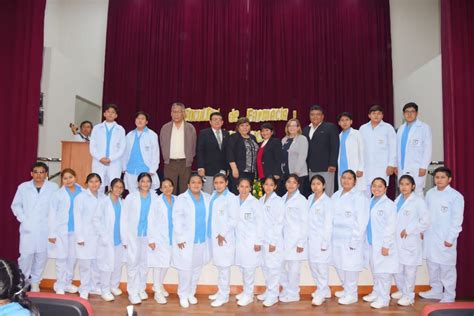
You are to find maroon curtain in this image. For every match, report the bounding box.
[103,0,393,134]
[0,0,46,260]
[441,0,474,299]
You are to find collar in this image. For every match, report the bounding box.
[310,122,322,129]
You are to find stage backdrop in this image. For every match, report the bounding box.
[441,0,474,299]
[0,0,46,260]
[103,0,394,136]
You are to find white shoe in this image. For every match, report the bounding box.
[311,291,317,298]
[236,292,244,301]
[111,288,122,296]
[279,295,300,303]
[237,295,254,306]
[139,291,148,300]
[397,296,414,306]
[335,290,345,298]
[160,285,169,297]
[89,288,102,295]
[263,297,279,307]
[188,296,198,305]
[313,290,331,299]
[363,292,377,302]
[312,296,325,306]
[128,294,142,305]
[55,290,65,295]
[211,298,229,307]
[30,283,40,292]
[208,293,219,300]
[440,298,455,303]
[370,299,389,309]
[419,290,443,300]
[80,293,89,300]
[65,284,79,294]
[257,292,267,301]
[179,298,190,308]
[101,293,115,302]
[154,292,167,304]
[391,291,403,299]
[338,295,358,305]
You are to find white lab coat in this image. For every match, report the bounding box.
[366,195,399,274]
[11,180,58,255]
[331,188,369,271]
[208,190,239,267]
[235,195,264,268]
[307,193,333,264]
[148,194,176,268]
[396,120,432,190]
[89,121,126,179]
[259,192,285,269]
[424,186,464,266]
[172,190,211,271]
[395,193,430,266]
[120,191,159,267]
[92,195,124,272]
[48,185,84,259]
[74,189,104,260]
[282,190,308,261]
[338,128,365,191]
[123,128,160,190]
[359,121,397,184]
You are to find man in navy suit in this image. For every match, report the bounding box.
[302,105,340,195]
[197,112,229,193]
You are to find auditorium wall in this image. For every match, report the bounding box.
[38,0,441,287]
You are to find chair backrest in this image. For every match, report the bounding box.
[28,292,94,316]
[422,302,474,316]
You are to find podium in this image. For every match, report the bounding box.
[61,141,92,186]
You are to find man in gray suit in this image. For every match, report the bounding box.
[160,102,196,195]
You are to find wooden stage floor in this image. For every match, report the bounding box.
[86,293,442,316]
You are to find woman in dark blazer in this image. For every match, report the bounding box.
[256,122,282,181]
[226,117,259,193]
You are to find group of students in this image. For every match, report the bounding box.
[11,157,464,310]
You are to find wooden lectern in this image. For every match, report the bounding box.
[61,141,92,186]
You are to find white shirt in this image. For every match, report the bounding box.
[308,122,322,140]
[170,122,185,159]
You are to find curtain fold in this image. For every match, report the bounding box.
[441,0,474,299]
[0,0,46,260]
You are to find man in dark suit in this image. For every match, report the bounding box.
[302,105,340,195]
[197,112,229,193]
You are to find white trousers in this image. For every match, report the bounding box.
[427,260,457,302]
[336,268,359,298]
[54,233,77,292]
[309,262,330,299]
[215,266,231,300]
[394,264,417,300]
[373,273,392,304]
[100,245,124,294]
[280,260,302,298]
[127,238,149,296]
[153,267,169,293]
[78,259,100,295]
[93,162,122,193]
[177,243,206,299]
[262,266,280,300]
[18,252,48,285]
[240,267,256,297]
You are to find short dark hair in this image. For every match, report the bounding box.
[86,173,102,184]
[337,112,353,121]
[403,102,418,113]
[286,173,300,186]
[109,178,125,193]
[135,111,149,120]
[79,120,93,129]
[310,105,324,114]
[399,174,416,189]
[371,177,387,187]
[103,104,119,113]
[262,176,278,187]
[188,172,203,184]
[341,169,357,183]
[210,112,223,120]
[237,177,252,186]
[235,117,250,131]
[213,173,227,182]
[310,174,326,187]
[137,172,152,183]
[260,122,274,132]
[369,105,384,114]
[433,166,452,178]
[31,162,48,173]
[160,177,175,188]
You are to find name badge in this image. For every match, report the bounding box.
[377,209,384,216]
[219,209,225,216]
[345,211,352,218]
[265,206,271,213]
[144,145,150,151]
[244,212,252,221]
[441,206,449,213]
[404,210,411,216]
[412,139,420,146]
[377,138,385,145]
